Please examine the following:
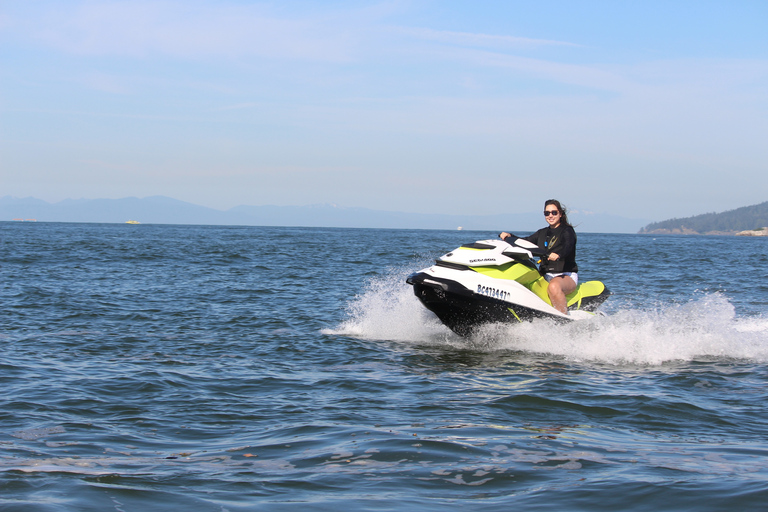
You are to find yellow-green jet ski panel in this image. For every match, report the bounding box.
[527,277,606,309]
[567,281,606,309]
[471,262,541,286]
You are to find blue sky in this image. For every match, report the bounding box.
[2,0,767,221]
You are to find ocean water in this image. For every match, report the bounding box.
[2,222,768,511]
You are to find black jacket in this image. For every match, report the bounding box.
[522,224,578,274]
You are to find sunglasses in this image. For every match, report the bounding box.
[544,210,560,216]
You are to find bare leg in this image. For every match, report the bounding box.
[547,276,577,314]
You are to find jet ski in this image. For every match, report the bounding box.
[406,235,610,336]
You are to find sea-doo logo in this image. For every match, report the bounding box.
[477,284,509,301]
[470,258,496,263]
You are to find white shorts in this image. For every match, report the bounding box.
[545,272,578,286]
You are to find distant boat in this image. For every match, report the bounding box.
[126,220,140,224]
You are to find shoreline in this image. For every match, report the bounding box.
[638,227,768,236]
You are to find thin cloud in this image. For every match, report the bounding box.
[399,26,581,50]
[78,72,133,94]
[14,1,360,62]
[212,102,264,112]
[466,48,632,91]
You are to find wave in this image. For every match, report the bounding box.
[328,272,768,365]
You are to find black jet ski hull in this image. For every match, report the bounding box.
[408,272,611,336]
[407,273,566,336]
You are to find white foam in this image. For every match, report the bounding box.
[330,271,768,365]
[472,294,768,365]
[324,267,450,342]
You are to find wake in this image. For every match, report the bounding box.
[326,270,768,365]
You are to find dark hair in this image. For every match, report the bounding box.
[545,199,571,227]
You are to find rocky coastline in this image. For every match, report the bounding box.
[736,227,768,236]
[640,227,767,236]
[639,227,738,235]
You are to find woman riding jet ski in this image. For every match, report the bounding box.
[406,200,609,336]
[503,199,579,315]
[406,236,610,336]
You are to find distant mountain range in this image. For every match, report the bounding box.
[1,195,650,233]
[640,201,768,235]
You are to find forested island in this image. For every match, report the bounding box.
[639,201,768,235]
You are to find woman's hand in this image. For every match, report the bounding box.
[548,252,561,261]
[500,232,511,240]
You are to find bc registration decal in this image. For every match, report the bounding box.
[477,284,509,301]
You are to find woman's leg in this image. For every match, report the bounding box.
[547,276,577,314]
